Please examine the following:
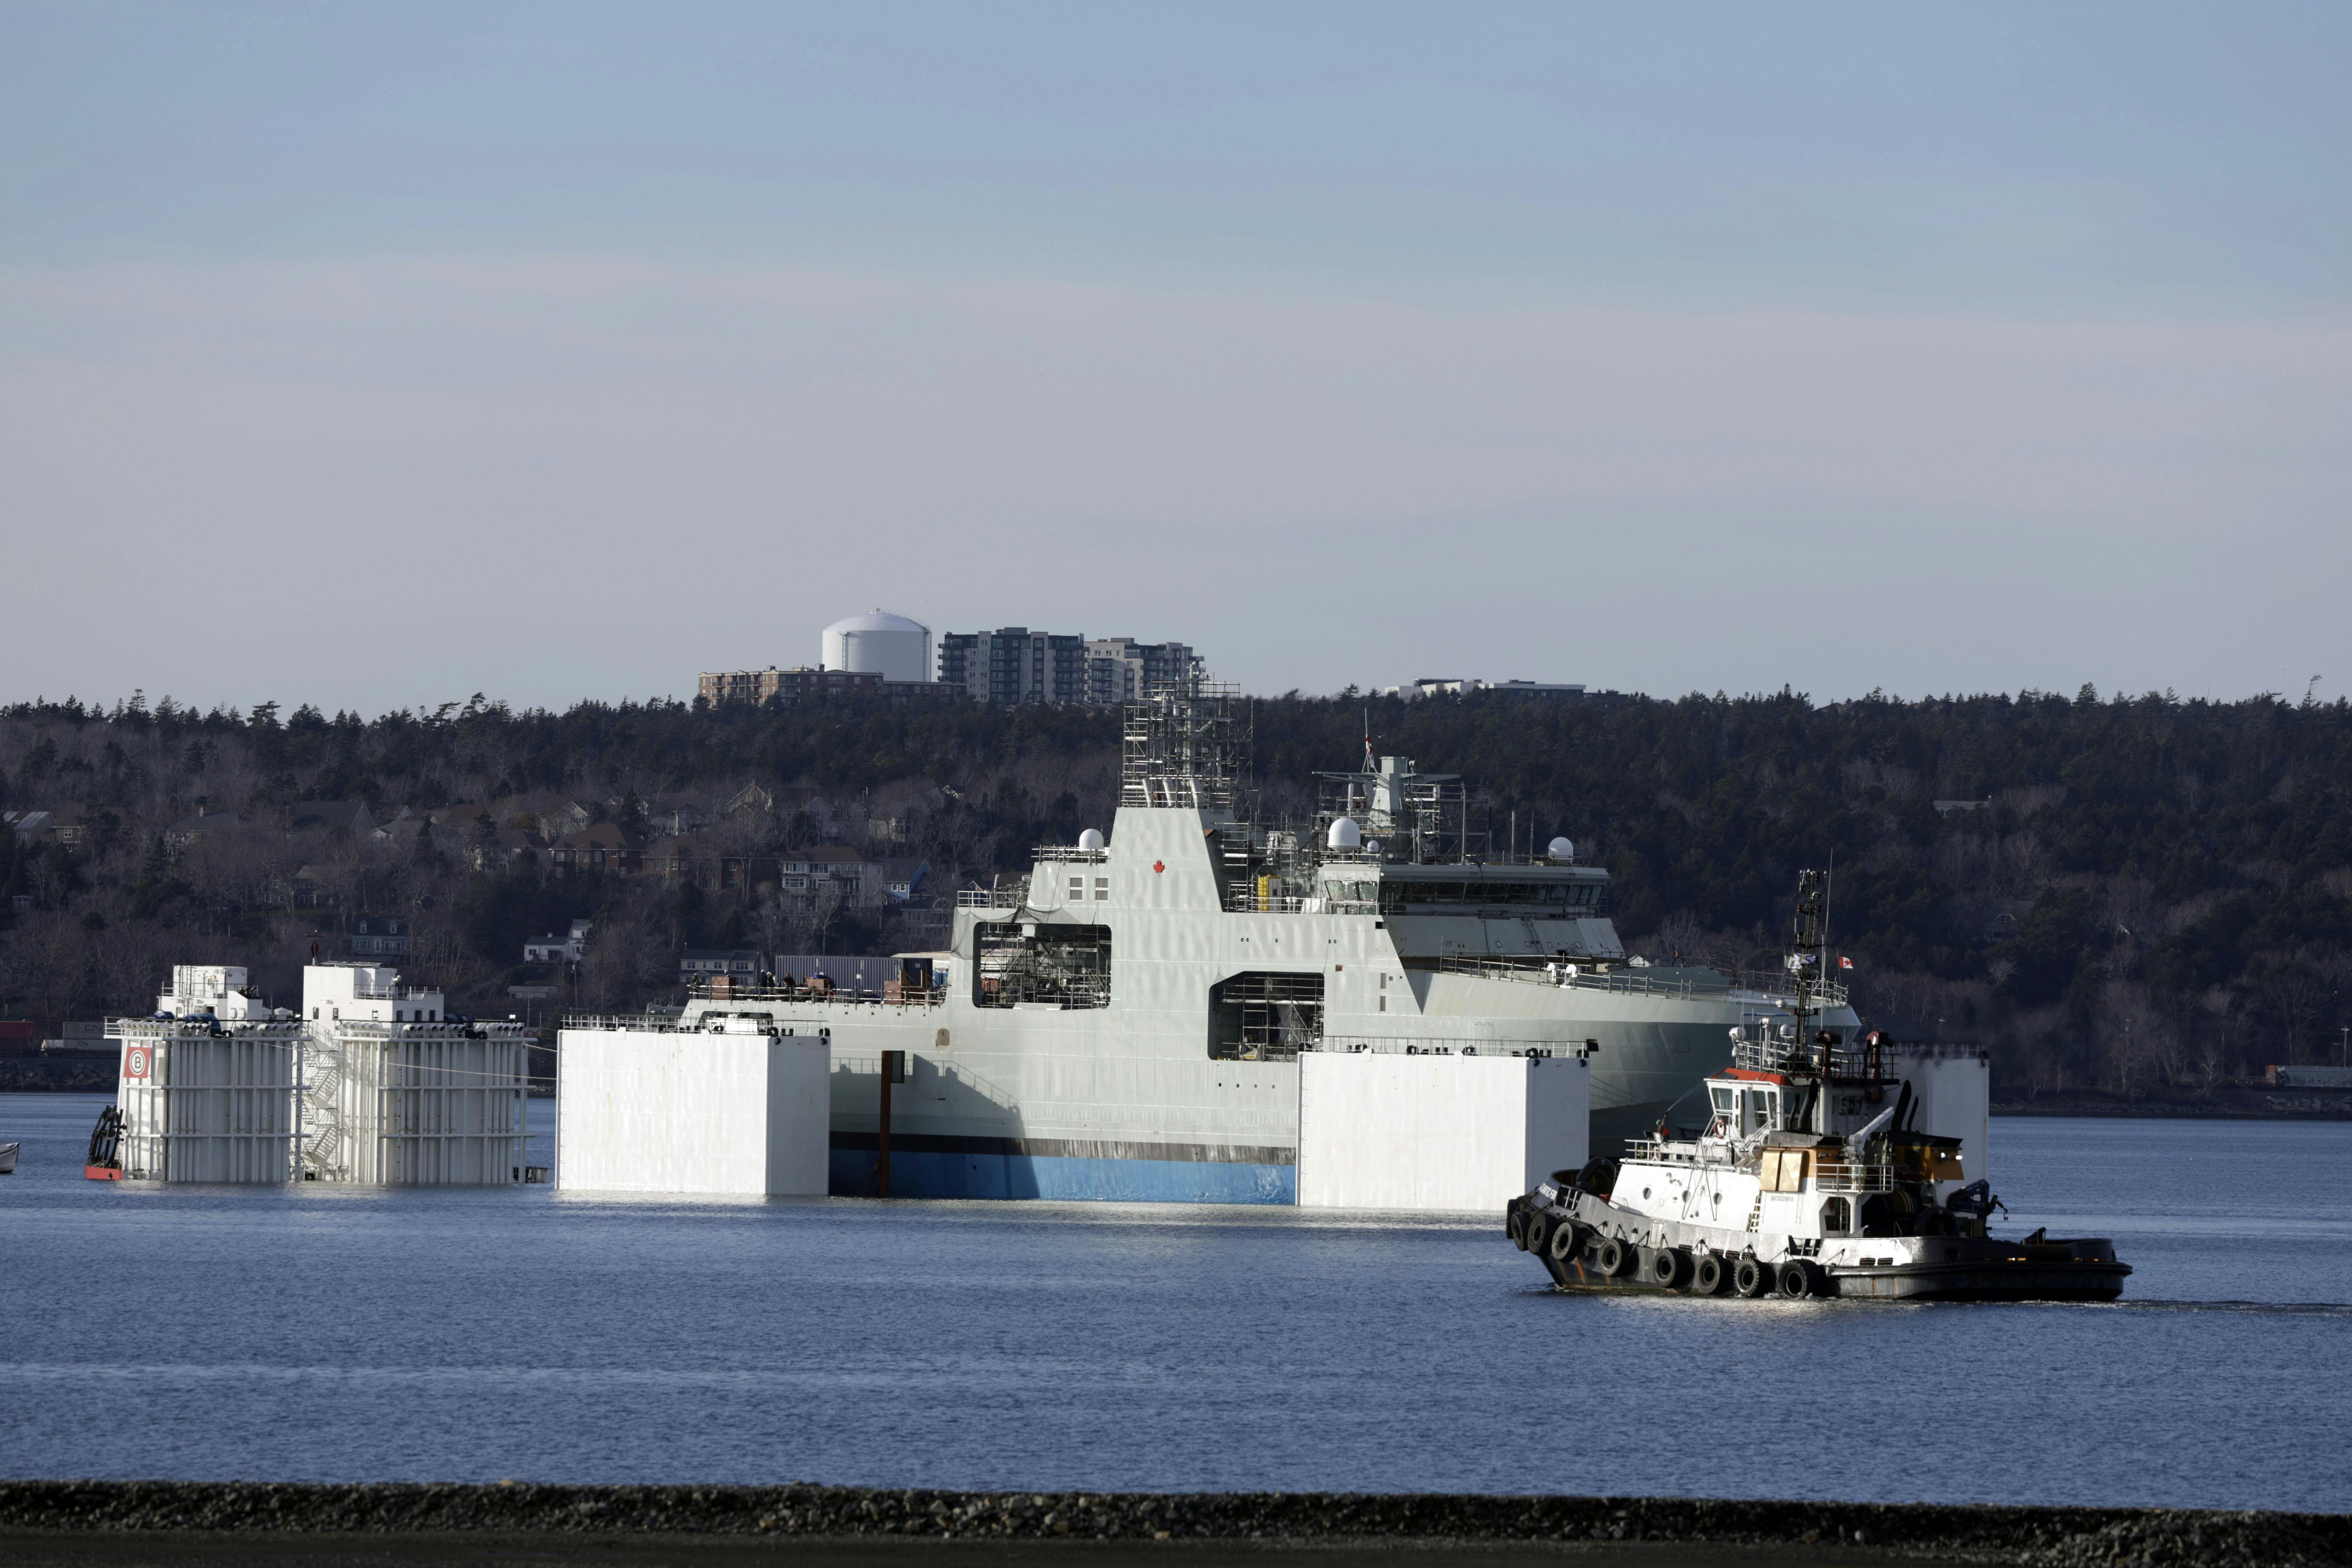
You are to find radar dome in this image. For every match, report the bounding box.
[1547,836,1576,862]
[1327,816,1362,850]
[1077,828,1105,851]
[822,610,931,684]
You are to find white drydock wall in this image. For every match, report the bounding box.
[1297,1051,1588,1212]
[557,1028,829,1195]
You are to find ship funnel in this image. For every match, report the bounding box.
[1327,816,1362,850]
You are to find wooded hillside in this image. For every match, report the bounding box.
[4,685,2348,1096]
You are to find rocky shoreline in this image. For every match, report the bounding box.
[0,1483,2344,1567]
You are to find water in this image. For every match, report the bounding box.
[4,1093,2347,1509]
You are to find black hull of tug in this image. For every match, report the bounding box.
[1533,1232,2130,1303]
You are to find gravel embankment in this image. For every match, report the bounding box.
[0,1483,2344,1566]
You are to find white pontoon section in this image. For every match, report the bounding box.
[556,1020,829,1196]
[1298,1049,1588,1211]
[110,963,529,1185]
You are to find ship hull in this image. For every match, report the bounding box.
[829,1139,1294,1203]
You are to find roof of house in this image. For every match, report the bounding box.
[290,801,375,833]
[793,844,867,865]
[556,824,645,850]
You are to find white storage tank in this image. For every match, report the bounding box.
[822,610,930,683]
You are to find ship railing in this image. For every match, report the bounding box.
[1732,1038,1871,1075]
[1436,953,1848,1008]
[1807,1160,1896,1194]
[957,884,1027,908]
[1314,1035,1579,1058]
[1031,846,1109,863]
[1225,889,1315,913]
[686,975,942,1005]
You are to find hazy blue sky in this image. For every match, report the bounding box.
[4,3,2346,713]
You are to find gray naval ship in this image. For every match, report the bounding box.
[664,682,1859,1202]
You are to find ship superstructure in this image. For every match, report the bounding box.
[575,680,1857,1202]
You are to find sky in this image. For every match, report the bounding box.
[3,2,2347,714]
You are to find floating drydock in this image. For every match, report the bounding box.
[107,964,531,1185]
[559,680,1846,1206]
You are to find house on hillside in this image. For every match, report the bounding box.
[165,805,239,851]
[348,915,411,958]
[523,920,592,963]
[777,844,884,906]
[552,823,643,874]
[679,948,762,984]
[287,800,377,837]
[626,798,708,837]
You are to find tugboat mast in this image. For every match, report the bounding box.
[1788,868,1829,1133]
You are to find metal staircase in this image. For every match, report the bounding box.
[299,1034,352,1182]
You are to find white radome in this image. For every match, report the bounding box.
[1548,836,1576,862]
[1327,816,1363,850]
[822,610,931,684]
[1078,828,1106,851]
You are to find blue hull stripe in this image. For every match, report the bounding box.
[829,1149,1295,1203]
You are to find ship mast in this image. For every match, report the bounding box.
[1789,868,1829,1133]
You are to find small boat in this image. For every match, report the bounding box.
[0,1140,17,1174]
[1504,870,2129,1303]
[83,1105,124,1181]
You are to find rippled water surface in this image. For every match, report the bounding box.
[4,1093,2347,1509]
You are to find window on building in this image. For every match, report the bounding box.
[1094,877,1109,901]
[1069,875,1085,900]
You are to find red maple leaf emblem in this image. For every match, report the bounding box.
[1152,860,1165,873]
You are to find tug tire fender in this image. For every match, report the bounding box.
[1595,1237,1631,1278]
[1732,1256,1769,1298]
[1522,1212,1553,1256]
[1546,1222,1583,1265]
[1777,1260,1821,1299]
[1507,1209,1529,1250]
[1650,1248,1690,1289]
[1692,1254,1728,1296]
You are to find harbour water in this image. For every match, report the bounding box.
[3,1092,2346,1510]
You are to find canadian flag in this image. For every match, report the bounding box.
[1838,955,1854,971]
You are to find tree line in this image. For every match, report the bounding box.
[3,683,2348,1096]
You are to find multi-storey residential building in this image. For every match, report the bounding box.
[940,629,1201,706]
[938,628,1090,705]
[699,666,884,705]
[1085,638,1200,704]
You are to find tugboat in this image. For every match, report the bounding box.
[1504,871,2130,1302]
